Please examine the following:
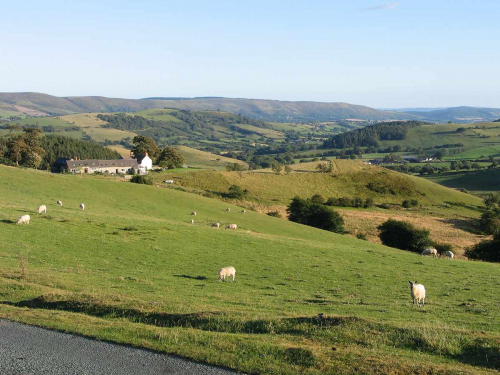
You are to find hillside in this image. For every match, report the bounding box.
[0,165,498,374]
[406,106,500,123]
[0,92,418,122]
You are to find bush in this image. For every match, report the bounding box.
[479,210,500,235]
[287,196,344,233]
[310,194,326,204]
[356,233,368,240]
[378,203,390,209]
[225,185,248,199]
[465,234,500,262]
[266,211,282,218]
[433,241,453,256]
[130,175,152,185]
[378,219,432,253]
[364,197,374,208]
[402,199,419,208]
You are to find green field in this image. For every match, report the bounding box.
[0,165,498,374]
[423,169,500,195]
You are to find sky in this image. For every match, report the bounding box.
[1,0,499,108]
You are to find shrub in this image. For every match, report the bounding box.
[267,211,282,218]
[364,198,374,208]
[378,203,390,209]
[130,175,152,185]
[465,234,500,263]
[225,185,248,199]
[479,210,500,235]
[356,233,368,240]
[378,219,432,253]
[433,241,453,256]
[310,194,326,204]
[287,196,344,233]
[402,199,419,208]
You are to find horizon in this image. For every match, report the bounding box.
[2,0,500,108]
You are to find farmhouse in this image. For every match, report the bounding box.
[64,159,141,174]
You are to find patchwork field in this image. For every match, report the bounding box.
[0,165,498,374]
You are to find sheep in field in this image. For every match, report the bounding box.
[445,251,454,260]
[57,200,63,207]
[37,205,47,214]
[226,224,237,230]
[408,281,426,307]
[17,215,30,225]
[241,210,246,214]
[226,208,230,212]
[80,203,85,211]
[421,247,438,257]
[218,266,236,281]
[190,219,194,224]
[191,211,197,216]
[212,222,220,228]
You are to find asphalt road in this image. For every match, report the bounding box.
[0,320,238,375]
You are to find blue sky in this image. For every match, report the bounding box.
[1,0,499,108]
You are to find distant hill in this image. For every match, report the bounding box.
[0,92,418,122]
[405,106,500,123]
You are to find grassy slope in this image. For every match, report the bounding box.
[0,166,498,374]
[174,145,248,169]
[423,169,500,195]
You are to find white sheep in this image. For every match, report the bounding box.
[212,222,220,228]
[226,208,231,212]
[226,224,237,230]
[191,211,197,216]
[80,203,85,211]
[57,200,63,207]
[37,205,47,214]
[218,266,236,281]
[408,280,426,307]
[421,247,438,258]
[17,214,30,225]
[190,219,194,224]
[445,251,454,260]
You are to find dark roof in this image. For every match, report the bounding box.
[66,159,139,168]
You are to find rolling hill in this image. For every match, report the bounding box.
[0,165,498,374]
[405,106,500,123]
[0,92,418,122]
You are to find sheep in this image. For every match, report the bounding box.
[421,247,438,258]
[191,211,197,216]
[408,280,426,307]
[226,208,230,212]
[445,251,454,260]
[212,222,220,228]
[190,219,194,224]
[218,266,236,281]
[37,205,47,214]
[17,214,30,225]
[226,224,237,230]
[241,210,246,214]
[80,203,85,211]
[57,200,63,207]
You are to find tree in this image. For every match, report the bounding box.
[131,135,159,162]
[310,194,326,204]
[284,165,293,174]
[479,210,500,235]
[6,136,26,167]
[272,163,282,175]
[6,128,44,168]
[287,196,344,233]
[378,219,432,253]
[465,234,500,263]
[157,147,185,169]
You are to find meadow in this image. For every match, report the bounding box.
[0,165,498,374]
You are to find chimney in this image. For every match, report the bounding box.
[145,152,148,157]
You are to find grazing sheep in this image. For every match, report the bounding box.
[218,266,236,281]
[57,200,63,207]
[421,247,438,258]
[191,211,197,216]
[37,205,47,214]
[226,208,230,212]
[80,203,85,211]
[212,222,220,228]
[17,214,30,225]
[445,251,454,260]
[408,280,426,307]
[226,224,237,230]
[190,219,194,224]
[241,210,246,214]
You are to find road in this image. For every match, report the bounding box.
[0,320,238,375]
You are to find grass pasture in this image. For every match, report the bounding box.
[0,166,499,374]
[174,145,248,169]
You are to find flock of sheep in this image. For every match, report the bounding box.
[16,201,85,225]
[15,201,457,307]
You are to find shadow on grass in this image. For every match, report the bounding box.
[436,217,481,234]
[173,274,207,280]
[0,219,16,224]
